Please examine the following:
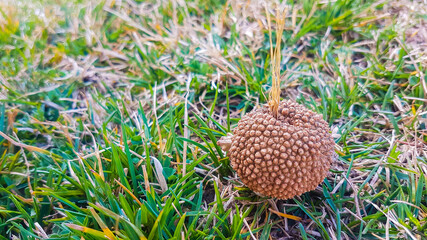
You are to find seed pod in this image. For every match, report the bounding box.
[221,100,335,200]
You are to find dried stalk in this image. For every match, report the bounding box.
[265,4,286,117]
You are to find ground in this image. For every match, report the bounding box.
[0,0,426,239]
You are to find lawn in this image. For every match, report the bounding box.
[0,0,426,239]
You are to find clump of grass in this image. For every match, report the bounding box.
[0,0,426,239]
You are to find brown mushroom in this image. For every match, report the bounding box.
[220,100,335,200]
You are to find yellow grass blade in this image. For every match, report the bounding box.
[66,223,110,239]
[114,179,143,206]
[89,207,117,240]
[0,131,50,155]
[269,208,302,221]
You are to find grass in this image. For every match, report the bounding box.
[0,0,426,239]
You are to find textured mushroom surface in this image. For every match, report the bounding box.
[228,100,335,199]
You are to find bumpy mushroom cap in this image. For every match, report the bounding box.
[227,100,335,200]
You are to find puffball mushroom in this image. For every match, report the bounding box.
[219,100,335,200]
